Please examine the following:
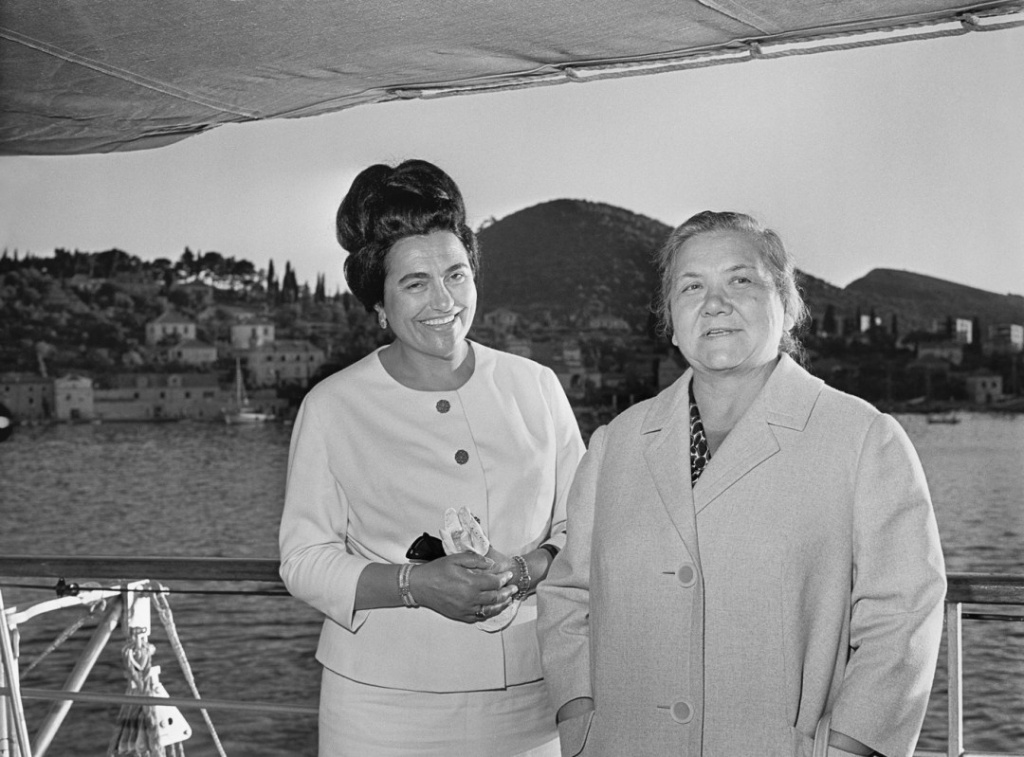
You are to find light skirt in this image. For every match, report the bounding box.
[318,668,560,757]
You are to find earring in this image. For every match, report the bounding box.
[378,312,388,330]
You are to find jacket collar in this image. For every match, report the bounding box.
[756,353,824,432]
[641,354,824,534]
[640,353,822,435]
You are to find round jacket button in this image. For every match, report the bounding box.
[676,563,697,587]
[436,400,450,413]
[455,449,469,465]
[670,700,693,724]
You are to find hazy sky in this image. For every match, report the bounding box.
[1,25,1022,298]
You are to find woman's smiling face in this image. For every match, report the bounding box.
[669,230,791,378]
[378,230,477,365]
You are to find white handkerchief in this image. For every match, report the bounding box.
[440,506,490,556]
[439,506,518,632]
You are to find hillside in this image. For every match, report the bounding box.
[476,199,670,331]
[3,204,1021,380]
[477,201,1021,338]
[844,269,1024,332]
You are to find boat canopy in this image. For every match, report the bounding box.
[2,0,1022,156]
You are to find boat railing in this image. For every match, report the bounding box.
[0,556,314,757]
[2,557,1023,757]
[928,573,1024,757]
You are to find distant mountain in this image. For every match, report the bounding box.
[843,269,1024,332]
[476,199,669,331]
[476,201,1023,337]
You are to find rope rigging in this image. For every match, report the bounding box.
[2,580,233,757]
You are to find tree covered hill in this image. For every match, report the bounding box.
[477,200,1023,338]
[477,199,669,332]
[793,267,1024,337]
[3,204,1021,377]
[845,269,1024,331]
[0,246,337,374]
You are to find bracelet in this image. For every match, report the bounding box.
[538,543,559,562]
[398,563,418,607]
[512,554,531,601]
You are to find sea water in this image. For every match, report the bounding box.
[1,414,1021,755]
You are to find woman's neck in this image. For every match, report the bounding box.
[379,341,475,391]
[691,358,779,435]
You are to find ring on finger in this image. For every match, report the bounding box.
[475,608,486,619]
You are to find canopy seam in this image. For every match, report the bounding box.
[400,10,1024,99]
[696,0,781,35]
[0,27,260,119]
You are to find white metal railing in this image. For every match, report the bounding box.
[2,558,1022,757]
[0,557,315,757]
[934,573,1024,757]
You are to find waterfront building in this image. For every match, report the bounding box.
[231,321,275,349]
[146,312,197,346]
[53,374,95,421]
[166,339,218,366]
[986,323,1024,355]
[244,340,325,388]
[93,373,225,421]
[965,373,1003,405]
[0,373,52,422]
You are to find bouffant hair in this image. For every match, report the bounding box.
[336,160,479,312]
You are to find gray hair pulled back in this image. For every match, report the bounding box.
[653,210,808,359]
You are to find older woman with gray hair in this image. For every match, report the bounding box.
[538,211,946,757]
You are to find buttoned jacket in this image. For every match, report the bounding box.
[280,342,584,692]
[537,355,946,757]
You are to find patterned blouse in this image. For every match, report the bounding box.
[688,381,712,486]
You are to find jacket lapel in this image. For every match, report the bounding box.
[692,355,824,514]
[691,412,779,513]
[638,356,825,546]
[641,373,702,561]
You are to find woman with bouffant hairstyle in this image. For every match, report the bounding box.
[280,159,584,756]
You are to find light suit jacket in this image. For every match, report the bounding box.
[538,355,946,757]
[280,342,585,692]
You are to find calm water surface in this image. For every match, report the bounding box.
[1,414,1021,755]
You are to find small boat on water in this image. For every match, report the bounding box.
[927,412,961,425]
[221,359,276,425]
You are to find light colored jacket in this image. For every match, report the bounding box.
[538,355,945,757]
[280,342,584,692]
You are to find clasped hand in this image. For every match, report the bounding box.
[412,549,517,623]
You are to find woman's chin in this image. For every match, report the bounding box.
[691,352,775,376]
[691,352,745,373]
